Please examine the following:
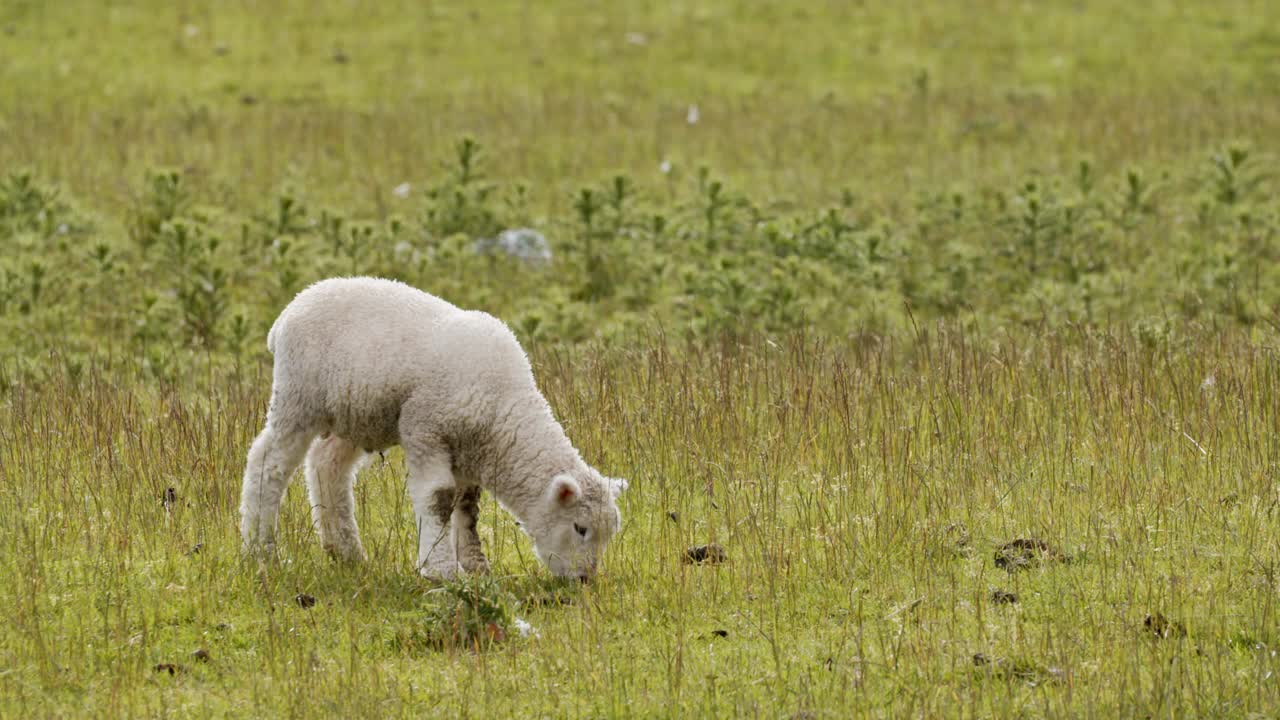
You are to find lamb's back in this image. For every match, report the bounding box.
[266,278,535,446]
[271,277,457,356]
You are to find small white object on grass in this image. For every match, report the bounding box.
[474,228,553,265]
[392,182,412,199]
[514,618,539,638]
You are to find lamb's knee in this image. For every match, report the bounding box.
[429,487,456,528]
[457,487,481,525]
[240,431,275,519]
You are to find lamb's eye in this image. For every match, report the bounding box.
[573,523,588,538]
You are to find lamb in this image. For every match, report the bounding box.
[238,277,627,580]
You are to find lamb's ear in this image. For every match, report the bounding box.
[549,474,581,508]
[609,477,629,498]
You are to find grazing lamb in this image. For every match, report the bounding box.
[239,277,627,580]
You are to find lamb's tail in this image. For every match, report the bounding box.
[266,316,284,355]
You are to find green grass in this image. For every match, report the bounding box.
[3,0,1280,716]
[2,0,1278,211]
[2,333,1278,716]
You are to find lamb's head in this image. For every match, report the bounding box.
[523,470,627,580]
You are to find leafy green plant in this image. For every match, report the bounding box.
[128,169,188,252]
[423,137,504,240]
[0,143,1277,363]
[1207,144,1265,207]
[391,575,517,652]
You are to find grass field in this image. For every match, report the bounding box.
[4,0,1279,210]
[2,1,1279,717]
[4,333,1279,716]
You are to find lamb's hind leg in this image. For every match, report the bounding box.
[405,445,461,579]
[240,424,314,557]
[452,486,489,573]
[304,435,369,562]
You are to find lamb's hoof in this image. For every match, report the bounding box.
[324,543,367,564]
[459,554,491,574]
[240,540,278,563]
[418,563,462,582]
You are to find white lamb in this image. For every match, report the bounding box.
[238,277,627,580]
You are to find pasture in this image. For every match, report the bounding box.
[1,1,1278,716]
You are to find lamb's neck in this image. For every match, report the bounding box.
[474,397,582,520]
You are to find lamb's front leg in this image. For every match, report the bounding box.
[452,486,489,573]
[405,448,460,579]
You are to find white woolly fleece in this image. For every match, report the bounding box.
[240,277,625,579]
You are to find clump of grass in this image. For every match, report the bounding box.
[390,574,518,652]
